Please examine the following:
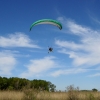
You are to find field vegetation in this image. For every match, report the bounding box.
[0,89,100,100]
[0,76,99,100]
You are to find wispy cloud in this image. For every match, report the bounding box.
[50,68,88,77]
[0,32,40,48]
[96,66,100,70]
[20,56,58,78]
[0,50,17,76]
[56,17,100,67]
[91,17,100,25]
[88,73,100,77]
[89,13,100,25]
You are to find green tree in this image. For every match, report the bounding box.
[48,81,56,92]
[0,76,56,91]
[0,77,8,90]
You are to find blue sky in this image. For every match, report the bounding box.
[0,0,100,91]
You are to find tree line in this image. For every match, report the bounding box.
[0,76,56,92]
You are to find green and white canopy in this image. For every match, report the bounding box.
[30,19,62,31]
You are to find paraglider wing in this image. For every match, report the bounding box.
[30,19,62,31]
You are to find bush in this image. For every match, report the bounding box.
[92,88,98,92]
[7,86,14,90]
[23,89,39,100]
[66,85,79,100]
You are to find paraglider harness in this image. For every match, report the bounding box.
[48,47,53,53]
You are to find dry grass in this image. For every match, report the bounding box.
[0,90,100,100]
[37,91,68,100]
[0,90,24,100]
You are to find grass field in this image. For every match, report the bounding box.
[0,90,100,100]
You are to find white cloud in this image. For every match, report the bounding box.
[0,51,17,76]
[0,32,40,48]
[20,56,58,78]
[56,17,100,67]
